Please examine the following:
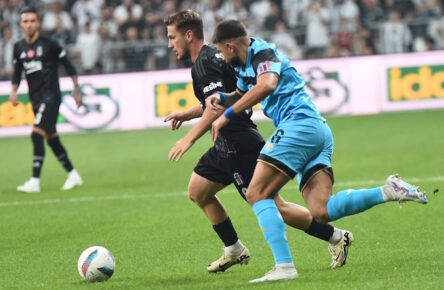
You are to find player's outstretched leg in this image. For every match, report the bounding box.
[17,132,45,193]
[47,135,82,190]
[326,174,428,222]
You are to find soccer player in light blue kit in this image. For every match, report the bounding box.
[209,20,428,283]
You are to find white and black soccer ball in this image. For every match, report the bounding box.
[77,246,115,282]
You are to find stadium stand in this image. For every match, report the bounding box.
[0,0,443,79]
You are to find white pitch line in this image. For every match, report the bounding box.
[1,176,442,208]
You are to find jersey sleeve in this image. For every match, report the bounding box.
[11,42,23,86]
[52,40,77,76]
[194,60,228,99]
[251,49,282,78]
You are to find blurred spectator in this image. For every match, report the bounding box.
[217,0,249,23]
[71,0,103,33]
[122,26,147,71]
[360,0,385,29]
[270,21,303,59]
[113,0,143,29]
[249,0,271,30]
[335,17,355,53]
[263,2,282,31]
[75,22,101,74]
[147,24,169,70]
[97,5,118,39]
[328,0,360,34]
[378,9,412,53]
[428,12,444,48]
[325,38,351,57]
[304,0,331,58]
[352,26,376,55]
[282,0,309,29]
[41,0,74,45]
[0,25,15,79]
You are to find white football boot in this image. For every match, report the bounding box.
[17,177,40,193]
[329,229,354,268]
[207,246,250,273]
[61,169,83,190]
[249,263,298,283]
[382,174,428,204]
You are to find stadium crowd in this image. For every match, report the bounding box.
[1,0,444,79]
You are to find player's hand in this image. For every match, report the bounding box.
[207,94,221,111]
[211,115,229,142]
[168,137,194,161]
[73,86,82,108]
[164,112,188,130]
[9,91,19,106]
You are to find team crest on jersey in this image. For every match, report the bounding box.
[36,46,42,57]
[27,49,35,58]
[257,61,272,74]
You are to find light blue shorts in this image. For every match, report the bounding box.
[258,116,333,189]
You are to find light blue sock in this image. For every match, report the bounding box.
[327,187,384,221]
[252,199,292,264]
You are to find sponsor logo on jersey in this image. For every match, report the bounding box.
[36,46,42,57]
[215,53,223,59]
[233,172,244,186]
[388,65,444,101]
[20,51,27,59]
[23,60,42,74]
[203,81,222,94]
[27,49,35,58]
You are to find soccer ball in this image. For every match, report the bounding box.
[77,246,115,282]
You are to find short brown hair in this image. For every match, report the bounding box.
[164,9,204,40]
[212,19,247,43]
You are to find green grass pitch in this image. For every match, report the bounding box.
[0,109,443,290]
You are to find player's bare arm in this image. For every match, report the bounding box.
[169,98,224,162]
[164,104,203,131]
[211,73,278,141]
[9,84,19,106]
[71,75,82,108]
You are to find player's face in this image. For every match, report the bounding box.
[20,12,40,37]
[167,25,190,61]
[216,42,243,67]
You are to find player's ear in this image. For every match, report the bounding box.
[185,29,193,42]
[226,42,235,53]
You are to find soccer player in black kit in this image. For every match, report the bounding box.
[10,7,83,193]
[164,10,350,274]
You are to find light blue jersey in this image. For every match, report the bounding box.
[235,38,323,126]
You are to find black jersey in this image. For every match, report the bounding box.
[12,35,77,106]
[192,45,259,143]
[192,45,262,153]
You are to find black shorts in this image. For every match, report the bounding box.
[194,136,265,201]
[32,101,60,134]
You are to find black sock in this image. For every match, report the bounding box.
[304,218,334,242]
[31,132,45,178]
[47,136,74,172]
[213,218,239,247]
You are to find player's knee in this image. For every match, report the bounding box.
[311,208,330,224]
[245,188,263,206]
[187,187,207,206]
